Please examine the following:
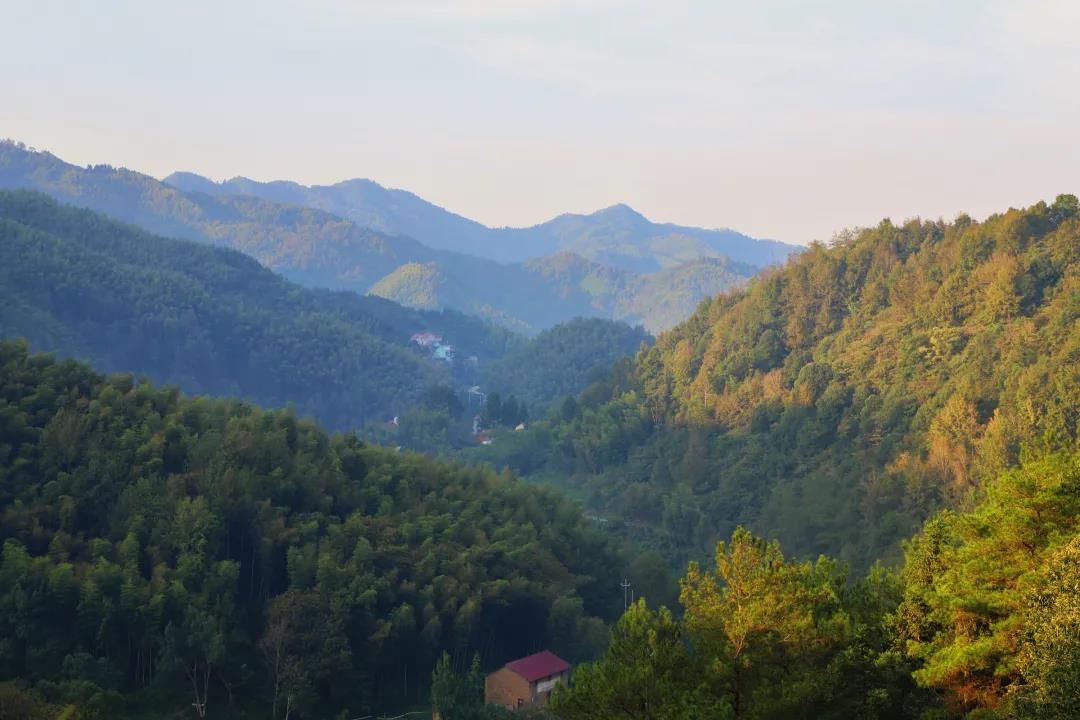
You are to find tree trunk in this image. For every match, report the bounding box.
[186,659,212,718]
[221,674,234,705]
[271,664,280,720]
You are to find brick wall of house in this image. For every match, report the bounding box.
[485,667,531,709]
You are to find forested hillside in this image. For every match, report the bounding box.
[552,449,1080,720]
[1,187,1077,720]
[0,343,623,718]
[473,195,1080,570]
[613,256,756,332]
[371,253,747,333]
[355,319,651,458]
[480,318,651,411]
[367,254,632,334]
[0,191,518,429]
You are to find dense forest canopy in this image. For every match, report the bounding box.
[470,194,1080,571]
[551,448,1080,720]
[0,190,519,430]
[479,318,651,411]
[357,319,653,457]
[1,164,1077,720]
[0,343,625,718]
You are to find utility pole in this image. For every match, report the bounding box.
[620,578,632,613]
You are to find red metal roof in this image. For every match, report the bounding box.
[505,651,570,682]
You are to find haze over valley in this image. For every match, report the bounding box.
[1,3,1079,720]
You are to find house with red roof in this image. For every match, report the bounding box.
[484,650,570,710]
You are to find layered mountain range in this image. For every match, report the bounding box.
[162,170,795,271]
[1,136,1076,720]
[0,141,800,333]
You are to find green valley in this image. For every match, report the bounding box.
[1,192,1078,720]
[6,4,1078,718]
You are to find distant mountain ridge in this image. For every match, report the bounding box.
[164,170,495,258]
[369,252,752,334]
[0,141,781,332]
[0,141,428,288]
[163,171,800,271]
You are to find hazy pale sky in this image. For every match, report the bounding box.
[4,0,1079,243]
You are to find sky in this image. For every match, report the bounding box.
[3,0,1079,244]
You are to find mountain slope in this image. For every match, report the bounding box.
[473,194,1080,569]
[517,203,794,272]
[0,141,437,290]
[0,190,518,429]
[479,318,652,410]
[165,170,494,258]
[5,142,752,333]
[369,254,621,334]
[0,341,622,716]
[370,252,750,334]
[164,170,800,270]
[617,256,753,331]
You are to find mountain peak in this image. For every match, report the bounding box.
[162,171,221,195]
[591,203,648,223]
[333,178,386,192]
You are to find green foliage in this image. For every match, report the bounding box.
[553,527,932,720]
[1015,537,1080,719]
[430,653,509,720]
[545,596,609,664]
[0,190,517,431]
[371,263,447,310]
[2,161,1077,720]
[428,655,528,720]
[477,196,1080,571]
[0,682,53,720]
[0,343,623,717]
[898,451,1080,717]
[372,250,753,335]
[482,393,527,429]
[260,590,351,719]
[680,528,915,719]
[551,600,731,720]
[480,318,651,411]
